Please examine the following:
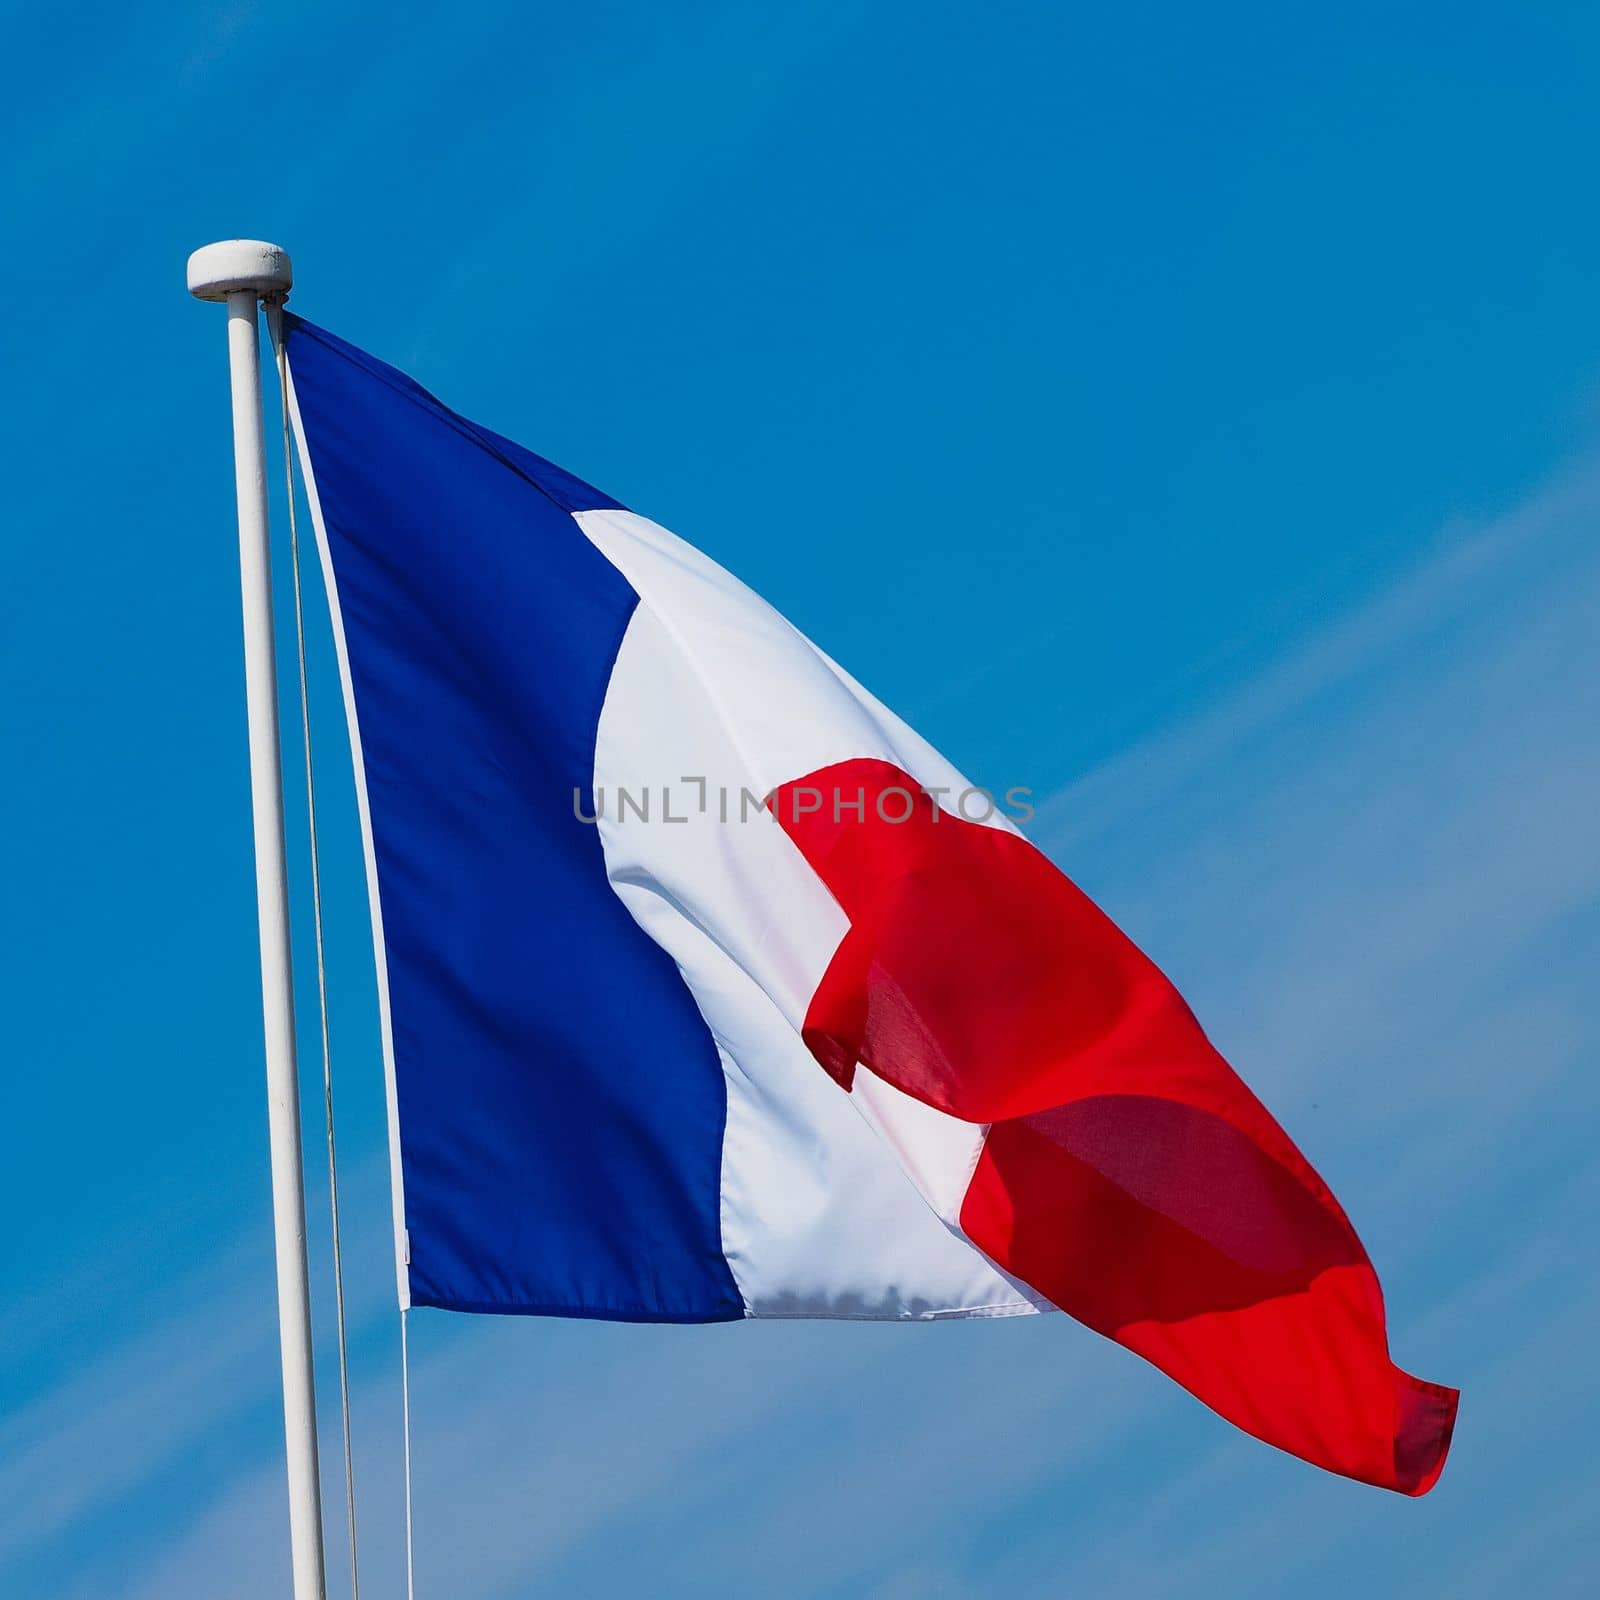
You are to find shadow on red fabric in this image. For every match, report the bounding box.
[772,758,1456,1494]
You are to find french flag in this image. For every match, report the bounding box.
[284,315,1457,1495]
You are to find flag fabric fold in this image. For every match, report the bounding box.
[283,313,1456,1492]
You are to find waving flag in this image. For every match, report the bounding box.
[284,314,1456,1494]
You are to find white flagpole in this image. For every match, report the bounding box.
[188,239,328,1600]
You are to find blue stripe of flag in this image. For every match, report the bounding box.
[285,314,742,1322]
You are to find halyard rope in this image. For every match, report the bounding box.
[400,1305,416,1600]
[269,304,363,1599]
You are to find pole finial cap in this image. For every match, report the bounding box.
[187,239,293,303]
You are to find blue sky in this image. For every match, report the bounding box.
[2,2,1598,1594]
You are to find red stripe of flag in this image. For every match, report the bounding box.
[772,758,1456,1493]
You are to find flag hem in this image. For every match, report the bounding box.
[285,349,413,1312]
